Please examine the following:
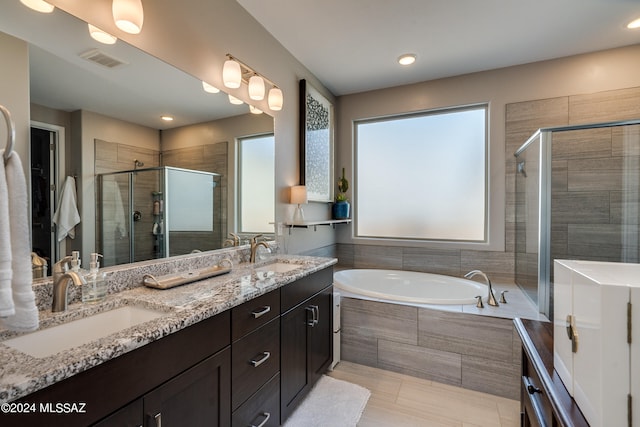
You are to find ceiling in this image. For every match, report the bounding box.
[237,0,640,96]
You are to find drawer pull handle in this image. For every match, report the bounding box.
[252,305,271,318]
[154,412,162,427]
[250,411,271,427]
[250,351,271,367]
[527,384,542,395]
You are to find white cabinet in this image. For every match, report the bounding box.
[554,260,640,427]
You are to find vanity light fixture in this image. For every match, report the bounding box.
[249,105,263,115]
[202,81,220,94]
[223,54,283,111]
[398,53,417,65]
[20,0,54,13]
[248,75,266,101]
[628,17,640,29]
[228,94,244,105]
[88,24,118,45]
[268,87,283,111]
[290,185,308,223]
[112,0,144,35]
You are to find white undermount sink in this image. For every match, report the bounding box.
[254,262,301,274]
[3,305,166,358]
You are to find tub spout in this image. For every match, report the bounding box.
[464,270,498,307]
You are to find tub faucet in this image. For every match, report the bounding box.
[464,270,499,307]
[52,256,87,312]
[250,234,270,263]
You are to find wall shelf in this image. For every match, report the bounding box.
[282,219,351,233]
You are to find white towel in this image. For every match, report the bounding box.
[2,151,38,331]
[53,176,81,241]
[0,153,14,317]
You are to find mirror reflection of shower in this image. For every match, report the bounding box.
[134,159,144,170]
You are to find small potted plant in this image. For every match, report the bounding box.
[332,167,350,219]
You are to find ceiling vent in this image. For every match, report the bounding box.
[79,49,127,68]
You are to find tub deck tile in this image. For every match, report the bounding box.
[377,339,462,387]
[417,308,514,363]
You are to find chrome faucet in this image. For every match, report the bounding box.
[464,270,499,307]
[52,256,87,312]
[250,234,270,263]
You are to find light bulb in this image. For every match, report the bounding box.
[112,0,144,35]
[223,59,241,89]
[88,24,118,45]
[248,75,265,100]
[268,87,283,111]
[20,0,54,13]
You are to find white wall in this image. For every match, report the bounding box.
[337,44,640,251]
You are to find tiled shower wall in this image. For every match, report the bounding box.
[333,86,640,285]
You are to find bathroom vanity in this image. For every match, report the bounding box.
[0,255,335,427]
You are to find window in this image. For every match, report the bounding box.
[355,105,487,242]
[239,134,275,233]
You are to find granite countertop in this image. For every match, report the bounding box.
[0,255,337,403]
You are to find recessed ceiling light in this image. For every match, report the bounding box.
[161,115,174,122]
[398,53,417,66]
[627,17,640,29]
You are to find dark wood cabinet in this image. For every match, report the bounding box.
[280,268,333,424]
[93,398,142,427]
[144,349,231,427]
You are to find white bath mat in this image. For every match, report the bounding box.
[283,375,371,427]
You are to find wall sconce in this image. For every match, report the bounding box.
[222,54,283,111]
[223,59,242,89]
[228,94,244,105]
[290,185,307,223]
[268,87,283,111]
[19,0,54,13]
[112,0,144,34]
[88,24,118,45]
[202,81,220,94]
[248,75,265,100]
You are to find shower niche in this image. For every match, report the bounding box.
[97,166,221,267]
[515,120,640,318]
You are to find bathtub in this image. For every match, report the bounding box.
[333,269,487,305]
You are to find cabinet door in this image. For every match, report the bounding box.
[308,286,333,385]
[280,301,309,421]
[280,285,333,423]
[93,399,143,426]
[144,348,231,427]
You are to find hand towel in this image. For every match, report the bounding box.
[104,180,126,238]
[2,151,39,331]
[0,152,14,317]
[53,175,81,241]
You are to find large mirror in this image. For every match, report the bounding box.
[0,3,275,274]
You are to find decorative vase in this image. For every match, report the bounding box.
[332,201,350,220]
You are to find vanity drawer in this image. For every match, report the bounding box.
[521,357,553,427]
[231,318,280,410]
[232,373,280,427]
[232,289,280,341]
[281,267,333,313]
